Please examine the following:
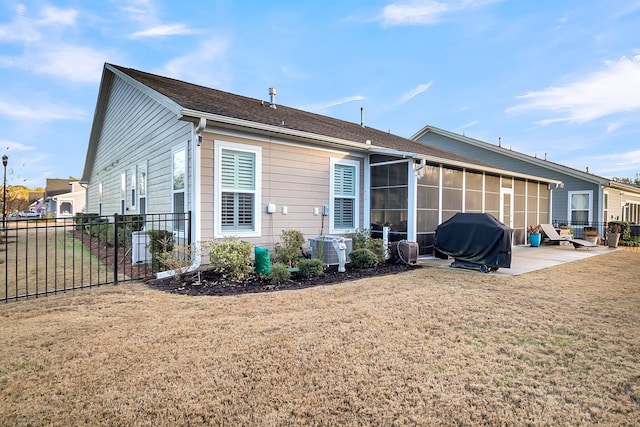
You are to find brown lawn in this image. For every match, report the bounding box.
[1,249,639,426]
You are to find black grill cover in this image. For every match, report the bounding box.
[434,213,512,269]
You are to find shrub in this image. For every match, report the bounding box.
[209,240,253,280]
[87,222,115,246]
[88,218,110,237]
[608,221,631,241]
[268,263,291,284]
[298,258,324,279]
[346,228,386,264]
[148,230,175,272]
[349,248,378,269]
[274,229,306,267]
[74,213,100,231]
[156,244,192,274]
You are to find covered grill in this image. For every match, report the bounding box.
[434,213,512,272]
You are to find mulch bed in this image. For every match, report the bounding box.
[145,262,422,297]
[71,230,153,280]
[71,228,421,296]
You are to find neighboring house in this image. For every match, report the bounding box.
[43,178,86,219]
[81,64,559,263]
[412,125,640,235]
[27,191,44,214]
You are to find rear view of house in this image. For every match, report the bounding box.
[81,64,558,263]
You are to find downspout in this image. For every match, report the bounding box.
[159,118,206,279]
[188,118,205,272]
[548,185,553,224]
[548,181,564,224]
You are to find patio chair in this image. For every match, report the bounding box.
[539,224,598,249]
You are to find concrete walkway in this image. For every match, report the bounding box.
[419,244,616,276]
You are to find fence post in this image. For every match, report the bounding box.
[187,210,192,246]
[113,213,119,285]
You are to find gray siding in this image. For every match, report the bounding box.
[86,76,192,215]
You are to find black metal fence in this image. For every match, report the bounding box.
[1,212,191,302]
[550,220,607,239]
[550,220,640,239]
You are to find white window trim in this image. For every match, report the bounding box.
[57,198,74,216]
[98,182,103,216]
[567,190,593,224]
[130,165,137,211]
[120,172,126,215]
[172,143,188,235]
[138,160,147,214]
[214,140,262,238]
[330,158,360,234]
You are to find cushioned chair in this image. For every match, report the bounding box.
[539,224,598,249]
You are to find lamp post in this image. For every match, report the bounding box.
[2,154,7,231]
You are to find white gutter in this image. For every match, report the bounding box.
[181,108,373,151]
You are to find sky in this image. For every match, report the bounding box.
[1,0,640,188]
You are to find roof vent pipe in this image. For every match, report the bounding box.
[269,87,277,109]
[360,107,365,128]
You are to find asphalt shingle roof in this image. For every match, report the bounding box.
[111,64,487,167]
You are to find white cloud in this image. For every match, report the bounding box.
[380,0,500,26]
[0,4,77,42]
[457,119,479,130]
[396,82,432,105]
[297,96,367,114]
[38,5,78,26]
[507,55,640,125]
[606,122,622,133]
[381,1,449,26]
[0,43,109,83]
[0,5,107,83]
[0,140,36,152]
[565,149,640,178]
[109,0,157,24]
[130,23,196,38]
[0,98,85,122]
[160,37,231,88]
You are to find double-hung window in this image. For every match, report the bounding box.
[568,190,592,225]
[215,141,261,237]
[138,161,147,216]
[130,166,137,211]
[330,158,359,233]
[172,144,187,233]
[98,182,103,216]
[120,172,126,215]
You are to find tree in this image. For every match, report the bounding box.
[5,186,31,213]
[612,173,640,185]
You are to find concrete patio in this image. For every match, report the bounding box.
[419,243,617,276]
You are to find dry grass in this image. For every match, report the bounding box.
[1,225,115,300]
[1,250,639,426]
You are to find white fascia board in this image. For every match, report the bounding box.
[181,108,373,151]
[607,181,640,195]
[414,125,606,185]
[107,64,183,117]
